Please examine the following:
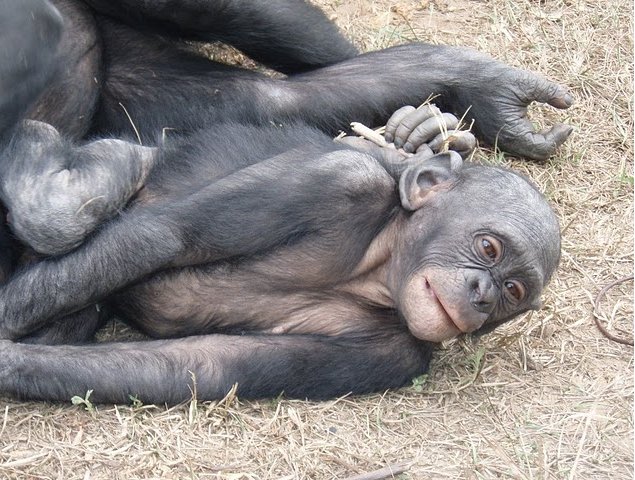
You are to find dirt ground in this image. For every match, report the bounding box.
[0,0,633,479]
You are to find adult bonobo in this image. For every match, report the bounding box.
[0,0,567,403]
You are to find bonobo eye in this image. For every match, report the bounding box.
[474,235,502,263]
[504,280,526,303]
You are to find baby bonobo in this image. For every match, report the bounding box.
[0,106,560,404]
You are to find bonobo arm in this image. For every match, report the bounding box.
[83,0,357,73]
[0,328,431,404]
[0,144,395,339]
[281,43,572,160]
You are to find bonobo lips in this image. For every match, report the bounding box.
[424,278,464,333]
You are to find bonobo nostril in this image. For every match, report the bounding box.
[467,270,496,313]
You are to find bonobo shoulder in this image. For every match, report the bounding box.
[326,148,396,193]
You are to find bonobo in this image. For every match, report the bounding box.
[0,0,567,404]
[0,104,560,404]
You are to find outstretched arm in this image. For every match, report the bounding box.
[281,43,572,160]
[0,329,431,404]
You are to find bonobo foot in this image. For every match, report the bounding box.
[1,121,157,255]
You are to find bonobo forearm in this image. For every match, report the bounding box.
[278,42,572,159]
[0,213,182,339]
[280,43,465,131]
[0,331,431,404]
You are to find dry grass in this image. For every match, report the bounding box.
[1,1,633,478]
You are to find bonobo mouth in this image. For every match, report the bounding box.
[424,277,464,333]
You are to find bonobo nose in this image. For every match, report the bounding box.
[467,270,497,314]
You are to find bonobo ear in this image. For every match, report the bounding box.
[398,151,463,211]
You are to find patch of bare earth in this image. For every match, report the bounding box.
[0,1,632,478]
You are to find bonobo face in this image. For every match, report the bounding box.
[391,162,561,343]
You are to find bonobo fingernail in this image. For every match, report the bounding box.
[552,92,574,109]
[394,138,403,148]
[385,133,393,143]
[403,142,413,153]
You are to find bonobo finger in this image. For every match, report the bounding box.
[415,143,434,159]
[504,120,573,161]
[429,130,477,158]
[384,106,416,143]
[402,113,458,153]
[528,75,574,109]
[393,105,442,148]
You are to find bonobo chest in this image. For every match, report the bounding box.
[111,219,401,339]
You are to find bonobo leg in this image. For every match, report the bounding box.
[0,121,157,255]
[0,327,432,404]
[85,0,357,74]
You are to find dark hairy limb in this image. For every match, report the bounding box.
[98,39,570,160]
[286,44,572,160]
[84,0,357,73]
[0,329,432,404]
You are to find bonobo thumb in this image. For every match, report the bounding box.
[503,122,574,161]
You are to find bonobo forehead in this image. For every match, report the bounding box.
[442,164,561,284]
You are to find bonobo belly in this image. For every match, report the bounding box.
[108,264,385,339]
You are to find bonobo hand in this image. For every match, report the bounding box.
[383,104,476,159]
[437,48,574,161]
[338,103,476,167]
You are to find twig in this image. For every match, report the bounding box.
[592,276,634,346]
[350,122,389,147]
[343,461,412,480]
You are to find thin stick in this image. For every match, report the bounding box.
[350,122,388,147]
[343,461,412,480]
[118,102,143,145]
